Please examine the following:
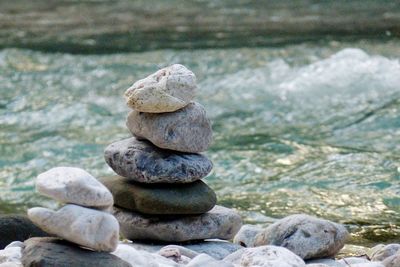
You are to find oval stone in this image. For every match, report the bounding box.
[126,102,213,153]
[100,176,216,215]
[124,64,196,113]
[113,205,242,242]
[104,137,213,183]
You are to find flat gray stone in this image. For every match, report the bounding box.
[187,254,233,267]
[104,137,212,183]
[21,237,130,267]
[126,102,213,153]
[28,205,119,252]
[113,205,242,242]
[224,245,306,267]
[100,176,216,215]
[254,214,348,260]
[36,167,113,209]
[124,64,196,113]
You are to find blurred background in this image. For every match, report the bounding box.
[1,0,400,248]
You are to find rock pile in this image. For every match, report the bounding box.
[103,64,242,242]
[27,167,119,252]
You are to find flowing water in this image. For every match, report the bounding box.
[1,39,400,247]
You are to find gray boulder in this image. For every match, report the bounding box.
[126,102,213,153]
[254,214,348,260]
[113,205,242,242]
[104,137,212,183]
[21,237,130,267]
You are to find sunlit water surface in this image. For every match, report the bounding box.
[1,40,400,246]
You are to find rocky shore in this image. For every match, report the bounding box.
[0,65,399,266]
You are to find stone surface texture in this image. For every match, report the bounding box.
[112,244,181,267]
[28,205,119,252]
[126,102,212,153]
[0,215,48,249]
[369,244,400,262]
[233,224,263,248]
[101,176,216,215]
[104,137,212,183]
[187,254,234,267]
[382,251,400,267]
[21,237,130,267]
[124,64,196,113]
[36,167,113,209]
[113,205,242,242]
[224,245,306,267]
[254,214,348,260]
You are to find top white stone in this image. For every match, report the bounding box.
[36,167,113,209]
[124,64,196,113]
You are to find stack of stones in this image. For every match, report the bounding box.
[103,64,242,242]
[26,167,120,252]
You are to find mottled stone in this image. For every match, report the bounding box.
[113,205,242,242]
[0,215,48,250]
[36,167,113,209]
[112,244,181,267]
[224,245,306,267]
[0,244,22,265]
[369,244,400,262]
[28,205,119,252]
[126,102,212,153]
[383,252,400,267]
[159,240,242,260]
[233,224,263,247]
[124,64,196,113]
[104,137,212,183]
[101,176,216,214]
[254,214,348,260]
[22,237,130,267]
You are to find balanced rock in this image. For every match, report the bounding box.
[28,205,119,252]
[101,176,216,215]
[36,167,113,209]
[124,64,196,113]
[126,102,212,153]
[254,214,348,260]
[224,245,306,267]
[22,237,130,267]
[0,215,48,249]
[104,137,212,183]
[113,205,242,242]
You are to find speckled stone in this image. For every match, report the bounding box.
[254,214,348,260]
[100,176,216,215]
[113,205,242,242]
[126,102,213,153]
[104,137,212,183]
[28,205,119,252]
[124,64,196,113]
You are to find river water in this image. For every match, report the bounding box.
[0,39,399,246]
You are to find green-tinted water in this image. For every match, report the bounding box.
[0,39,400,246]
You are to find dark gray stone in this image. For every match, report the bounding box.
[0,214,48,249]
[104,137,212,183]
[100,176,216,215]
[126,102,213,153]
[22,237,131,267]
